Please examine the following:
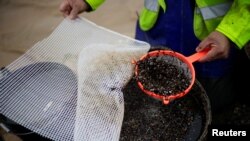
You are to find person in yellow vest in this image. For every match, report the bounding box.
[60,0,250,112]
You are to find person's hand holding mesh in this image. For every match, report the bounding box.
[60,0,90,19]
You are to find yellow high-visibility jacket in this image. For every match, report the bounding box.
[86,0,250,49]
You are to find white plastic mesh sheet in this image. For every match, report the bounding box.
[0,18,150,141]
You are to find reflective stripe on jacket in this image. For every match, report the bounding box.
[139,0,166,31]
[194,0,232,41]
[139,0,250,49]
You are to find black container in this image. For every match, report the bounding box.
[120,78,211,141]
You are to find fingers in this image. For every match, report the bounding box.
[69,7,79,19]
[59,0,88,19]
[196,35,217,52]
[195,31,231,62]
[60,0,71,17]
[195,37,214,62]
[197,42,229,63]
[198,44,219,62]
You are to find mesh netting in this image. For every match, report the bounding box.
[0,18,150,141]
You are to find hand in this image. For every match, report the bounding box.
[195,31,231,62]
[59,0,90,19]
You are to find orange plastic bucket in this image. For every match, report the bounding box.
[134,49,209,105]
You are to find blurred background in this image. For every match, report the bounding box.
[0,0,143,67]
